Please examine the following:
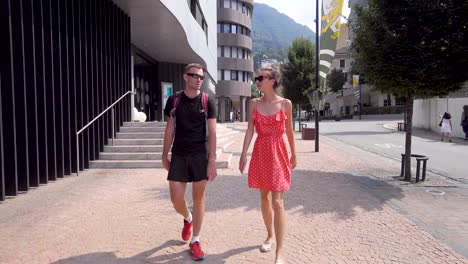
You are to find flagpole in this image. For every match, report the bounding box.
[315,0,320,152]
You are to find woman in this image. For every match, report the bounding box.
[440,112,453,142]
[239,65,296,264]
[461,105,468,140]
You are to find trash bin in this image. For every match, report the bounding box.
[302,128,315,140]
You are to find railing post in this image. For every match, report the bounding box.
[111,108,115,146]
[76,134,79,176]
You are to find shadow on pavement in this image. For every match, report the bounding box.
[51,239,257,264]
[148,170,404,220]
[51,240,183,264]
[410,128,468,145]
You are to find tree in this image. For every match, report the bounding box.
[351,0,468,181]
[282,37,317,107]
[326,68,346,92]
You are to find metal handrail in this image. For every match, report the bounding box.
[76,90,133,175]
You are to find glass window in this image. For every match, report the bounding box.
[223,46,230,57]
[340,59,345,68]
[231,70,238,81]
[224,0,231,8]
[242,3,246,13]
[217,23,221,33]
[217,70,222,81]
[223,23,230,33]
[232,47,238,58]
[224,70,230,80]
[217,46,222,57]
[231,24,237,34]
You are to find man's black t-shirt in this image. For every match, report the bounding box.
[164,91,217,155]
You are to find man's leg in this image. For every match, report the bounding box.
[169,181,190,218]
[188,180,207,261]
[192,180,207,237]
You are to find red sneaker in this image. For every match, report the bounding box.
[189,241,205,261]
[182,220,192,241]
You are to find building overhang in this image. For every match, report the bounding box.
[112,0,214,74]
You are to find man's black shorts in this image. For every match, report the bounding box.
[167,153,208,182]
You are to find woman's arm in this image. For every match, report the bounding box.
[239,99,256,173]
[284,99,297,169]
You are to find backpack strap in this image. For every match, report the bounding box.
[173,90,183,109]
[201,92,209,119]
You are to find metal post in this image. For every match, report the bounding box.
[76,134,79,176]
[111,108,115,146]
[359,83,362,120]
[315,0,320,152]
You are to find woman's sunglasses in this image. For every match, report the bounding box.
[254,75,271,82]
[186,73,205,80]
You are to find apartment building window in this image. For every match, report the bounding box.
[223,23,230,33]
[223,0,231,8]
[217,46,222,57]
[340,59,345,68]
[217,23,221,33]
[231,24,237,34]
[223,46,230,57]
[224,70,230,80]
[242,3,246,14]
[231,70,238,81]
[190,0,208,42]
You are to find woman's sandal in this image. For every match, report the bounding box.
[260,241,273,252]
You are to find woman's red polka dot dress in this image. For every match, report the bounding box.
[248,108,291,191]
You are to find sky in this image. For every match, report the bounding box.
[253,0,351,33]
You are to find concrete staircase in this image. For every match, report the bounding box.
[89,122,239,169]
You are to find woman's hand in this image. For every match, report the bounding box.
[290,154,297,170]
[239,153,247,174]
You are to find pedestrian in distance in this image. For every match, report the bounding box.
[461,105,468,140]
[440,112,453,142]
[162,63,217,261]
[239,65,297,264]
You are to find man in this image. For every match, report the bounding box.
[162,63,217,261]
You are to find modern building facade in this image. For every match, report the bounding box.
[0,0,217,201]
[216,0,254,122]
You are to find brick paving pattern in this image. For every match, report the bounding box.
[0,123,466,264]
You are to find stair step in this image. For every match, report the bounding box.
[116,132,163,139]
[216,152,232,169]
[108,138,163,145]
[120,127,165,133]
[122,121,166,127]
[103,145,163,152]
[99,152,162,160]
[89,160,163,168]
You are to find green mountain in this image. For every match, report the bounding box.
[252,3,316,69]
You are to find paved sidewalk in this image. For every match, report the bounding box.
[0,123,467,264]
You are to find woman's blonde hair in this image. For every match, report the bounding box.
[259,64,281,89]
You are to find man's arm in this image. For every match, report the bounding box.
[162,116,175,171]
[207,118,217,161]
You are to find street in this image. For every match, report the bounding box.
[300,119,468,184]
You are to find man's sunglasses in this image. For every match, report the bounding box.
[186,73,205,80]
[254,75,271,82]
